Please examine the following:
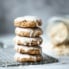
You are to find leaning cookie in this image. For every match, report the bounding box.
[15,27,42,37]
[14,53,42,62]
[14,45,41,55]
[14,36,42,46]
[14,16,42,28]
[53,44,69,56]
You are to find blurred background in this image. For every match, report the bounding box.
[0,0,69,45]
[0,0,69,35]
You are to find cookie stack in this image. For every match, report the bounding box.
[14,16,43,62]
[48,17,69,56]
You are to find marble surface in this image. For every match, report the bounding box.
[0,63,69,69]
[0,34,69,69]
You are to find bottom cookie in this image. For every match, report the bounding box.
[14,53,42,62]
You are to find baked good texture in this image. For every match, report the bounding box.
[14,36,42,46]
[53,44,69,56]
[14,16,42,28]
[48,17,69,45]
[15,27,42,37]
[14,53,42,62]
[49,22,69,45]
[14,45,41,55]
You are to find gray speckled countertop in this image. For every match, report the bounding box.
[0,34,69,69]
[0,64,69,69]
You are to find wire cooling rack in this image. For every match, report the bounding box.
[0,46,58,67]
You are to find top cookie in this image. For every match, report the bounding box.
[14,16,42,28]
